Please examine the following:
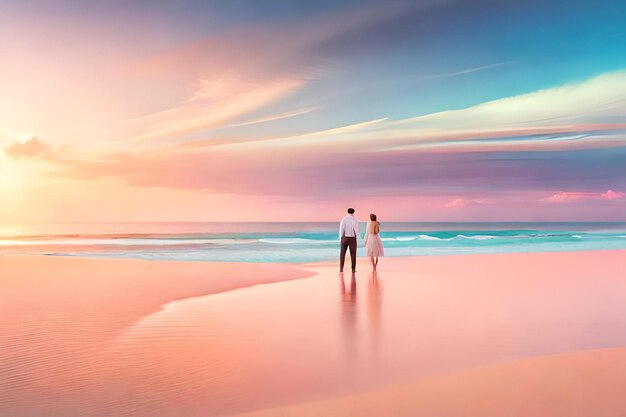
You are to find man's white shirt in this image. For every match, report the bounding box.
[339,215,360,239]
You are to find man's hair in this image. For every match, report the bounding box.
[347,208,355,214]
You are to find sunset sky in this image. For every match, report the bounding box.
[1,0,626,222]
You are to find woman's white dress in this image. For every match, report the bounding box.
[365,222,385,257]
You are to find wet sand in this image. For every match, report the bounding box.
[1,251,625,416]
[235,348,626,417]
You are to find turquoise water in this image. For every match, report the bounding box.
[1,222,625,262]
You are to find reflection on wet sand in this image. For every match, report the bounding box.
[340,271,384,365]
[367,271,383,357]
[339,272,357,361]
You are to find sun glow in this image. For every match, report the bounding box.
[0,155,31,199]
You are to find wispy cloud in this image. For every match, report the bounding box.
[236,117,389,148]
[225,107,315,128]
[114,1,441,149]
[445,197,489,208]
[545,189,625,203]
[243,70,626,153]
[395,71,626,130]
[193,71,626,153]
[163,117,389,152]
[416,61,517,80]
[126,77,307,143]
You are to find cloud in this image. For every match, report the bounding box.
[545,189,625,203]
[207,71,626,152]
[415,61,516,80]
[601,189,625,199]
[0,127,36,147]
[240,117,389,149]
[116,1,450,148]
[128,1,440,82]
[369,71,626,151]
[3,135,70,164]
[445,197,489,208]
[39,72,626,206]
[49,141,626,203]
[127,77,307,143]
[226,107,315,128]
[4,137,51,158]
[161,117,389,152]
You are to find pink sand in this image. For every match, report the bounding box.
[235,348,626,417]
[1,251,625,416]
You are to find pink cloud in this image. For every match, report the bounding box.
[128,77,307,143]
[445,198,466,208]
[3,137,69,164]
[4,137,50,158]
[601,190,625,199]
[118,2,428,147]
[546,190,624,203]
[445,197,489,208]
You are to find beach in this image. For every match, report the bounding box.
[4,0,626,415]
[1,250,625,416]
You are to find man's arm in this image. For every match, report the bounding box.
[354,219,360,240]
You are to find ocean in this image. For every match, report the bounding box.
[1,222,625,263]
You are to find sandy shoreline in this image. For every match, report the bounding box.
[1,250,625,416]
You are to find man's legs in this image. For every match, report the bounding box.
[339,237,349,272]
[348,237,357,272]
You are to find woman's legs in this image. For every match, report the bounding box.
[374,257,379,269]
[369,256,375,270]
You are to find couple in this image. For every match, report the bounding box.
[339,208,385,273]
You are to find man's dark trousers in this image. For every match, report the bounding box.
[340,236,357,272]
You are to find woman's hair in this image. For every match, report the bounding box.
[369,214,380,234]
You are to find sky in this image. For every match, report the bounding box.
[1,0,626,222]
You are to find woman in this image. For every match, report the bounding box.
[364,213,384,271]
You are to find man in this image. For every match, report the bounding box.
[339,208,359,273]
